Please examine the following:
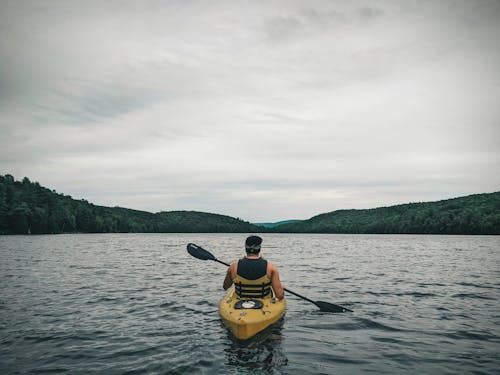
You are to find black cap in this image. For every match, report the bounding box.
[245,235,262,253]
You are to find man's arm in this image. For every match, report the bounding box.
[270,263,284,299]
[223,263,235,290]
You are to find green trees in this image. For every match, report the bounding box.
[1,174,498,235]
[275,193,500,234]
[0,175,260,234]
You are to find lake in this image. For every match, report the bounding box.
[1,233,499,374]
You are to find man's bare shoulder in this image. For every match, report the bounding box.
[229,261,238,274]
[267,261,280,272]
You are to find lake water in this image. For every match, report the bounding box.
[1,233,499,374]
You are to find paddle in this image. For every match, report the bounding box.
[187,243,352,313]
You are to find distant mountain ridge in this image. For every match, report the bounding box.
[253,220,303,228]
[0,175,260,234]
[1,174,498,234]
[274,192,500,235]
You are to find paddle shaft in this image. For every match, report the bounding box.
[214,259,230,267]
[281,287,317,305]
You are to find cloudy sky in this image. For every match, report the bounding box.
[1,0,499,222]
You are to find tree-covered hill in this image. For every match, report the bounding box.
[0,175,260,234]
[254,220,303,228]
[273,192,500,235]
[2,174,498,235]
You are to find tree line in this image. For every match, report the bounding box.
[275,192,500,235]
[1,174,498,235]
[0,175,259,234]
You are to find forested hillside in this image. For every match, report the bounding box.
[275,192,500,235]
[1,174,498,235]
[0,175,260,234]
[254,220,303,228]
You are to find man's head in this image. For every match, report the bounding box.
[245,235,262,255]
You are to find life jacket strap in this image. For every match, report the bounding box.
[234,281,271,298]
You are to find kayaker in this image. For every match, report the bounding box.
[223,235,285,300]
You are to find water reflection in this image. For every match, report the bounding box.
[223,319,288,374]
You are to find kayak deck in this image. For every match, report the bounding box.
[218,287,286,340]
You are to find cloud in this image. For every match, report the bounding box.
[264,15,302,42]
[1,0,499,221]
[358,6,384,20]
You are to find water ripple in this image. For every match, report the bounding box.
[1,233,499,375]
[451,293,496,300]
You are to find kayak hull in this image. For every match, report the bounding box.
[218,288,286,340]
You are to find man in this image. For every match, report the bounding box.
[223,235,284,300]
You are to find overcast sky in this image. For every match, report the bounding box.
[1,0,499,222]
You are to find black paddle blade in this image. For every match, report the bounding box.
[315,300,353,313]
[187,243,216,261]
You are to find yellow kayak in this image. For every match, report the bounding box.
[218,287,286,340]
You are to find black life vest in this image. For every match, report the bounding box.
[234,257,271,298]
